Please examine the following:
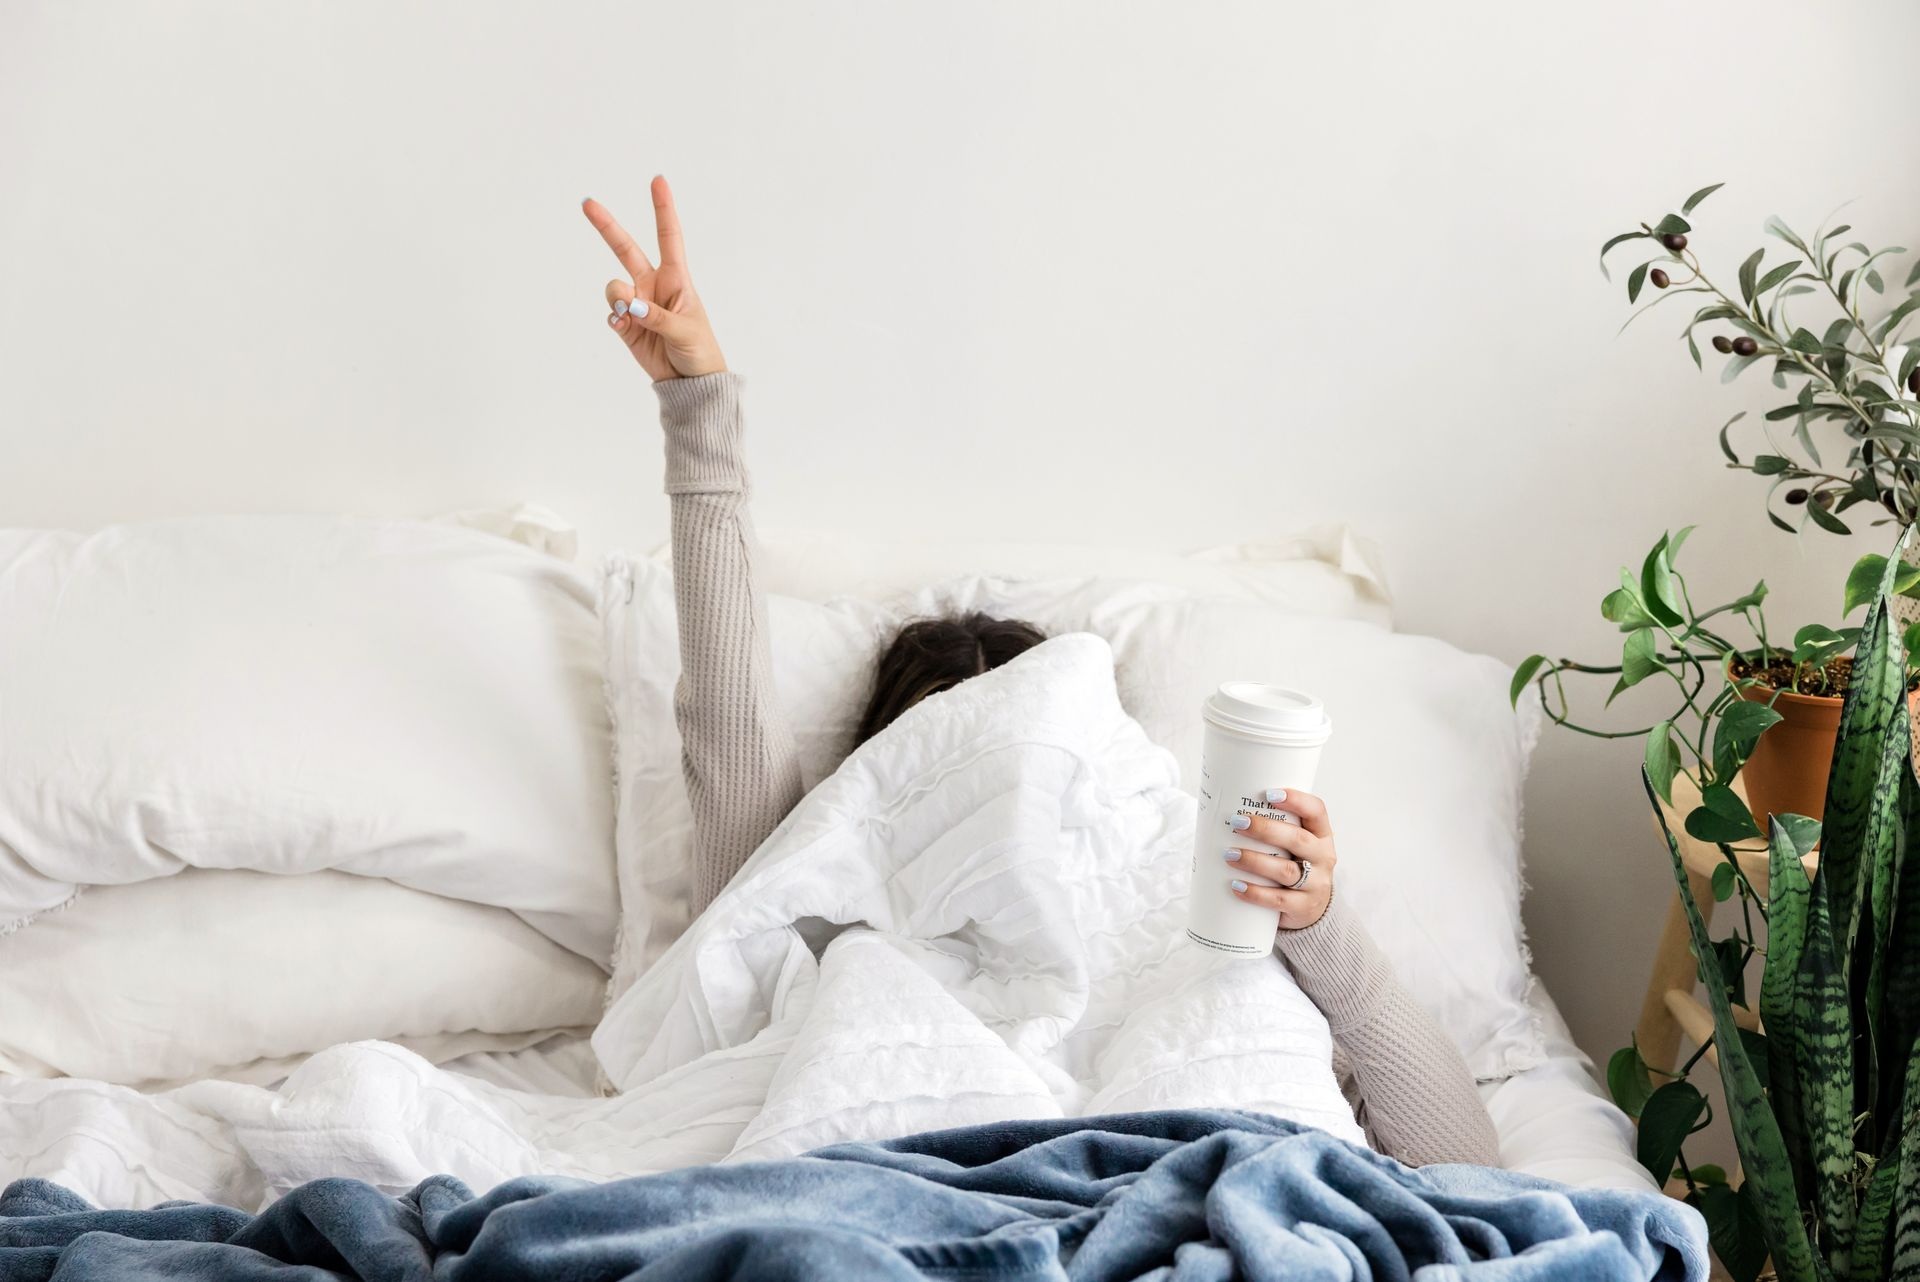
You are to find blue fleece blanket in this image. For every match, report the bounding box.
[0,1109,1704,1281]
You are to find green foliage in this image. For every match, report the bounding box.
[1613,539,1920,1280]
[1598,184,1920,534]
[1512,529,1902,847]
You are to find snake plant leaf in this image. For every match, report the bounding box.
[1820,587,1909,992]
[1856,1154,1899,1282]
[1865,605,1914,1033]
[1762,818,1815,1194]
[1646,771,1821,1282]
[1794,858,1857,1272]
[1890,1034,1920,1278]
[1887,776,1920,1122]
[1831,590,1913,1126]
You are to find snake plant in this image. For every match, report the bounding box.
[1635,536,1920,1281]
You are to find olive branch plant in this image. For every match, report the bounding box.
[1599,181,1920,532]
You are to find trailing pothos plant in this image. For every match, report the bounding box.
[1598,182,1920,533]
[1510,530,1920,842]
[1606,541,1920,1282]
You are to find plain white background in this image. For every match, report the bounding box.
[4,1,1918,1082]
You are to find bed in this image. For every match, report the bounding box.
[0,512,1654,1218]
[437,980,1649,1193]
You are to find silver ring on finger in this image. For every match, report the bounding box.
[1288,858,1312,890]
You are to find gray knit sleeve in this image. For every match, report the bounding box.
[653,371,806,916]
[1272,891,1503,1168]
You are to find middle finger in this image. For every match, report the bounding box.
[1227,811,1314,856]
[1223,844,1307,889]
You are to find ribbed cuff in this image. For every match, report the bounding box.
[655,370,747,494]
[1271,889,1392,1035]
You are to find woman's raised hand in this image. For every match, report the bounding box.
[582,176,726,382]
[1223,789,1338,931]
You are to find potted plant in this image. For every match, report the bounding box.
[1525,185,1920,832]
[1527,186,1920,1279]
[1602,546,1920,1282]
[1513,534,1920,837]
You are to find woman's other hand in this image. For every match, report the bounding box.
[1223,789,1337,931]
[583,176,726,382]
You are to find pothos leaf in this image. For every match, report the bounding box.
[1645,720,1681,805]
[1606,1044,1656,1118]
[1636,1079,1708,1187]
[1640,535,1685,627]
[1712,860,1736,901]
[1509,655,1547,708]
[1687,782,1761,844]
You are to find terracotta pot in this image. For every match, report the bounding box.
[1732,662,1920,829]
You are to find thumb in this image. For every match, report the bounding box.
[616,297,690,345]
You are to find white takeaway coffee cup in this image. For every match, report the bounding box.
[1185,682,1333,955]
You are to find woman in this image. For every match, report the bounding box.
[582,179,1501,1169]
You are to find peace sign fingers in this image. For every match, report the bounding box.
[650,175,689,270]
[582,197,655,282]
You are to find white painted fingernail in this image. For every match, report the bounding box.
[630,300,648,318]
[1230,880,1248,894]
[1265,789,1287,804]
[607,313,621,327]
[613,299,628,316]
[1228,815,1250,832]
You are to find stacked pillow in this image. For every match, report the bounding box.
[0,516,618,1086]
[599,540,1544,1081]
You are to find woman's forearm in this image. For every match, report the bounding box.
[655,371,805,914]
[1273,893,1502,1167]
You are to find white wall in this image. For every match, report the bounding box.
[5,0,1918,1076]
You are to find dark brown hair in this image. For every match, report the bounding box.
[852,612,1046,747]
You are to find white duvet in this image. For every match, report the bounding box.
[0,634,1362,1210]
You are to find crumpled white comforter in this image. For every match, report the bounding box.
[0,634,1362,1210]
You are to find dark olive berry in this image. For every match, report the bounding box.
[1864,441,1877,465]
[1650,268,1670,289]
[1785,489,1809,505]
[1711,335,1734,354]
[1661,233,1688,252]
[1732,336,1759,357]
[1811,491,1832,510]
[1908,367,1920,395]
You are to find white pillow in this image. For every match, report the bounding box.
[0,870,607,1087]
[601,560,1543,1079]
[0,515,618,965]
[667,525,1395,628]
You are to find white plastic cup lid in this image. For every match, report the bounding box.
[1202,681,1332,745]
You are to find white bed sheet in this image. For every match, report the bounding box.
[1480,983,1652,1192]
[441,981,1650,1192]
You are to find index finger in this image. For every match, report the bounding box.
[651,174,687,269]
[1265,788,1331,839]
[582,198,654,280]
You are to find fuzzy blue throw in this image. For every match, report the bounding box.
[0,1109,1705,1280]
